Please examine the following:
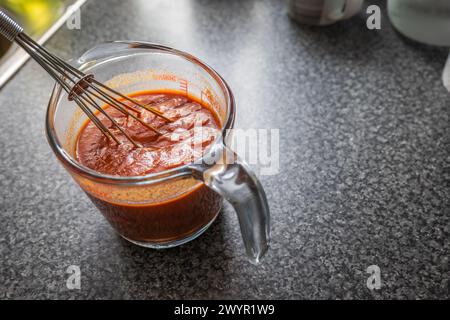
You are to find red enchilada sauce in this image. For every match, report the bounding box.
[75,90,222,243]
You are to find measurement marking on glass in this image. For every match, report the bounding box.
[179,78,188,96]
[200,88,212,107]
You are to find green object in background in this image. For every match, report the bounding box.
[0,0,64,36]
[0,0,86,88]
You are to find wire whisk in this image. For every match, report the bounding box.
[0,10,171,148]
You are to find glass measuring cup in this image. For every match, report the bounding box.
[45,41,270,263]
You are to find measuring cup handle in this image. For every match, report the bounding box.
[189,141,270,264]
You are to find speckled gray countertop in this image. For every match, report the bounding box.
[0,0,449,299]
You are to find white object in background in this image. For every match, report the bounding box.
[388,0,450,47]
[443,53,450,92]
[287,0,364,26]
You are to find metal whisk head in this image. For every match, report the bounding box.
[0,10,171,148]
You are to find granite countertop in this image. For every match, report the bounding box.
[0,0,448,299]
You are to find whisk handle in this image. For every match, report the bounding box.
[0,10,23,42]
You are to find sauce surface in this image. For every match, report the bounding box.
[76,91,221,176]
